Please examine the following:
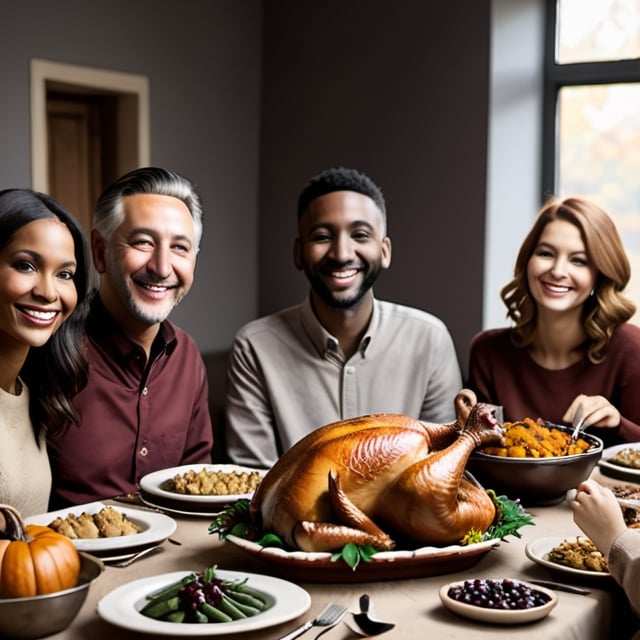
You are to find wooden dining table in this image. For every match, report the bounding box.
[47,469,636,640]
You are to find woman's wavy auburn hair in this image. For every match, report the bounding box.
[501,196,636,363]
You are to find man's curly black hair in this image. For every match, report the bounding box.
[296,167,386,220]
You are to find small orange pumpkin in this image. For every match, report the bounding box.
[0,504,81,597]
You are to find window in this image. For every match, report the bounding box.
[543,0,640,318]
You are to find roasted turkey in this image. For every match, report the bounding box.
[250,389,505,552]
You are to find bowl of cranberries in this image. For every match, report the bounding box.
[439,577,558,624]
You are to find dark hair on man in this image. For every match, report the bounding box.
[0,188,92,440]
[297,167,386,220]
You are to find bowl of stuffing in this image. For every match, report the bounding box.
[468,419,603,506]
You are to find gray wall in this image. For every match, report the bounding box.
[1,0,492,379]
[258,1,490,375]
[1,0,262,355]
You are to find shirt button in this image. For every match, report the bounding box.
[346,366,355,374]
[140,447,148,456]
[142,387,148,396]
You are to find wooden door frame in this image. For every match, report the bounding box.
[30,58,150,193]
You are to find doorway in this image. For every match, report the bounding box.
[31,59,150,235]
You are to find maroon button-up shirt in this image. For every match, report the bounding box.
[48,296,213,508]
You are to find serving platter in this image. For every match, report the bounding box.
[138,464,267,514]
[525,536,611,579]
[225,534,500,583]
[25,501,177,555]
[97,569,311,636]
[598,443,640,483]
[439,579,558,624]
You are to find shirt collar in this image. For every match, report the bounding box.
[87,294,178,363]
[299,295,377,359]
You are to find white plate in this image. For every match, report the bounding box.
[138,493,221,518]
[525,536,611,578]
[598,443,640,483]
[97,569,311,636]
[25,501,177,553]
[139,464,267,508]
[439,579,558,624]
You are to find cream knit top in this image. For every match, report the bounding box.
[0,381,51,516]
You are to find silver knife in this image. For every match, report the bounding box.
[528,579,590,595]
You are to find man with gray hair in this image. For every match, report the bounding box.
[225,166,462,468]
[49,166,213,507]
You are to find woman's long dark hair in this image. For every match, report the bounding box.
[501,196,636,363]
[0,189,93,440]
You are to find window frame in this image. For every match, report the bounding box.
[541,0,640,198]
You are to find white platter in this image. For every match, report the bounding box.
[439,579,558,624]
[598,443,640,483]
[525,536,611,579]
[225,534,499,583]
[97,569,311,636]
[139,464,267,509]
[25,501,177,554]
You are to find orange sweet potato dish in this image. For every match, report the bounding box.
[481,417,592,458]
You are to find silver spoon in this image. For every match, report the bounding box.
[346,594,395,636]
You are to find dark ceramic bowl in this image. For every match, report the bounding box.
[0,552,104,639]
[467,426,603,506]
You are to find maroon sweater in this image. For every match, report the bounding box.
[467,323,640,447]
[48,296,213,508]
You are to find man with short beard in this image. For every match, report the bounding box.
[48,167,213,508]
[225,167,462,468]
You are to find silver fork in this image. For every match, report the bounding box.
[107,544,162,567]
[278,603,348,640]
[570,402,586,441]
[313,607,348,639]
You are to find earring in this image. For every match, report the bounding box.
[590,288,595,296]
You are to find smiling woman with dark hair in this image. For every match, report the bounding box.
[0,188,91,516]
[468,195,640,447]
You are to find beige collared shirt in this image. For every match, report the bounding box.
[225,296,463,467]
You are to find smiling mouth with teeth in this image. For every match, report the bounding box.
[21,308,57,321]
[331,269,359,279]
[541,281,571,293]
[142,283,168,292]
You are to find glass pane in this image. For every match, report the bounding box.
[557,0,640,63]
[558,83,640,320]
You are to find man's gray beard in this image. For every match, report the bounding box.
[123,287,181,324]
[106,261,180,325]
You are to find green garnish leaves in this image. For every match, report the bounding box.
[209,499,259,540]
[257,532,285,548]
[331,542,377,570]
[481,490,535,541]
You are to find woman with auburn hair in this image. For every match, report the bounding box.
[0,188,92,516]
[467,195,640,446]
